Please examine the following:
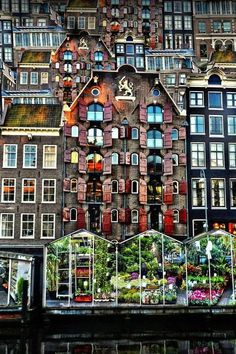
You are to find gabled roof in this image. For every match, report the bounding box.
[20,51,51,64]
[2,104,62,128]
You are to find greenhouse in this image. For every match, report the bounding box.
[43,229,236,308]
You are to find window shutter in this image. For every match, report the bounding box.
[164,210,174,235]
[59,51,64,60]
[78,123,87,146]
[138,21,142,33]
[106,8,111,18]
[118,179,125,193]
[103,151,112,174]
[163,127,173,149]
[104,101,112,121]
[125,208,131,224]
[179,127,186,140]
[103,124,113,147]
[127,126,132,139]
[139,208,148,232]
[77,177,87,203]
[79,101,87,121]
[103,51,108,61]
[126,152,131,165]
[64,149,71,163]
[179,208,187,224]
[164,103,173,123]
[139,103,147,123]
[64,123,71,137]
[78,150,86,173]
[103,178,112,203]
[90,51,95,61]
[139,179,147,204]
[139,152,147,175]
[63,207,70,222]
[179,153,186,165]
[119,208,126,223]
[125,179,131,193]
[72,51,78,60]
[119,152,125,165]
[59,63,65,74]
[63,178,70,192]
[102,209,112,235]
[140,126,147,148]
[77,207,86,229]
[150,22,155,33]
[119,126,126,138]
[163,153,173,175]
[179,179,187,195]
[163,179,173,205]
[120,7,124,18]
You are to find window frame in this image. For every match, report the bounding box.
[23,144,37,168]
[227,93,236,108]
[131,180,139,194]
[209,115,224,137]
[41,213,55,239]
[42,179,56,203]
[1,178,16,203]
[3,144,17,168]
[189,91,204,107]
[210,142,224,168]
[191,142,206,168]
[190,115,205,134]
[208,92,223,109]
[43,145,57,169]
[0,213,14,239]
[211,178,226,208]
[111,209,118,223]
[20,213,35,239]
[131,209,139,223]
[228,116,236,135]
[22,178,36,203]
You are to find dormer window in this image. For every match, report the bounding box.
[94,51,104,62]
[64,51,72,61]
[208,75,221,85]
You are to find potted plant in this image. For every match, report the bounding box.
[73,289,92,303]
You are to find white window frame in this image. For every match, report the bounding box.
[43,145,57,169]
[131,209,139,223]
[190,115,205,135]
[227,93,236,108]
[131,180,139,194]
[191,142,206,168]
[230,179,236,208]
[41,214,55,239]
[88,17,96,29]
[131,153,139,166]
[211,178,226,209]
[111,180,118,194]
[41,72,48,84]
[210,142,224,168]
[70,208,77,221]
[228,115,236,135]
[208,91,223,110]
[67,16,75,29]
[20,213,35,239]
[78,16,85,29]
[0,213,14,238]
[20,72,28,85]
[229,143,236,169]
[190,91,204,107]
[23,144,37,168]
[3,144,17,168]
[42,179,56,203]
[70,178,77,192]
[1,178,16,203]
[209,115,224,136]
[22,178,36,203]
[111,209,118,223]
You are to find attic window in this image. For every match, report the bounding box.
[208,75,221,85]
[126,36,133,41]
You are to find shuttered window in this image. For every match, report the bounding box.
[87,103,103,121]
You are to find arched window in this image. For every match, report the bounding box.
[171,129,178,140]
[142,8,150,19]
[147,130,163,148]
[172,154,179,166]
[86,153,103,173]
[112,152,119,165]
[147,155,162,174]
[215,40,223,51]
[173,209,179,223]
[131,127,139,139]
[64,63,72,73]
[87,128,103,146]
[94,51,104,62]
[112,127,119,139]
[208,75,221,85]
[173,181,179,194]
[147,105,163,123]
[131,153,139,165]
[70,208,77,221]
[131,180,139,194]
[71,125,79,137]
[87,179,102,202]
[71,151,78,163]
[147,179,162,204]
[64,51,72,60]
[225,40,233,51]
[131,209,139,223]
[87,103,103,121]
[111,209,118,222]
[126,35,133,41]
[70,178,77,192]
[111,180,118,193]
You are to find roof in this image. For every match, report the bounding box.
[3,104,62,128]
[68,0,98,7]
[20,51,51,64]
[211,50,236,63]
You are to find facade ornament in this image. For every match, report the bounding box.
[118,76,134,96]
[79,37,88,49]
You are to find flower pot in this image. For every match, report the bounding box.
[74,294,92,302]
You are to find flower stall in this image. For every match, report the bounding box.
[185,230,235,306]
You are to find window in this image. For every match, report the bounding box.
[174,16,182,29]
[171,129,178,140]
[22,179,36,203]
[135,45,143,54]
[147,130,163,149]
[213,21,221,32]
[223,21,231,33]
[3,144,17,168]
[112,152,119,165]
[1,1,10,11]
[147,155,162,174]
[209,115,223,136]
[198,21,206,33]
[70,125,78,138]
[230,179,236,207]
[71,151,78,164]
[165,34,173,49]
[190,115,205,134]
[131,210,138,223]
[173,181,179,194]
[112,127,119,139]
[211,179,225,208]
[4,48,12,62]
[208,75,221,85]
[131,153,139,165]
[43,145,57,168]
[41,72,48,84]
[20,72,28,85]
[164,1,172,11]
[192,178,205,207]
[3,21,11,30]
[227,93,236,108]
[42,179,56,203]
[64,63,72,73]
[88,17,95,29]
[116,44,124,53]
[87,128,103,146]
[21,214,35,238]
[87,103,103,121]
[0,214,14,238]
[67,16,75,29]
[208,92,222,109]
[41,214,55,238]
[78,16,85,29]
[131,180,139,194]
[70,208,77,221]
[131,128,139,139]
[136,57,144,68]
[147,105,163,123]
[30,72,38,85]
[3,33,11,44]
[70,178,77,192]
[37,18,46,27]
[173,210,179,223]
[1,178,15,202]
[172,154,179,166]
[87,153,103,173]
[94,51,103,62]
[191,143,205,167]
[111,180,118,193]
[210,143,224,168]
[183,1,191,11]
[184,16,192,30]
[229,144,236,168]
[147,179,162,204]
[174,1,182,12]
[142,8,150,19]
[190,92,204,106]
[164,16,172,30]
[228,116,236,135]
[111,209,118,222]
[21,0,29,12]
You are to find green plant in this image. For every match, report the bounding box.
[17,277,24,304]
